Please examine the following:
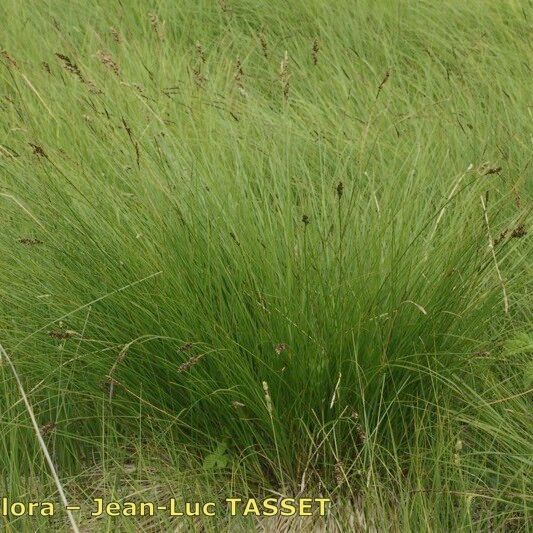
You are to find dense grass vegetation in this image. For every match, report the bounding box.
[1,0,532,530]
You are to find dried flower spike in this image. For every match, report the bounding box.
[97,50,120,76]
[192,65,206,89]
[312,38,319,65]
[274,343,287,354]
[482,165,502,176]
[195,41,206,63]
[55,53,84,82]
[262,381,273,414]
[279,51,290,101]
[40,422,56,436]
[1,50,18,68]
[511,224,527,238]
[377,70,390,96]
[29,143,47,158]
[110,27,121,43]
[149,13,164,40]
[18,237,43,245]
[48,329,78,340]
[177,354,203,373]
[259,33,268,58]
[234,58,244,90]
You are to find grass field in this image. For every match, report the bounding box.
[1,0,532,530]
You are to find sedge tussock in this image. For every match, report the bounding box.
[0,2,531,530]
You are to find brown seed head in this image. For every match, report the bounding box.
[40,422,57,436]
[334,461,345,485]
[97,50,120,76]
[482,165,502,176]
[177,354,203,373]
[511,224,527,238]
[29,143,47,158]
[279,51,290,100]
[1,50,18,68]
[48,329,77,340]
[377,70,390,95]
[234,58,244,89]
[259,33,268,58]
[55,53,84,82]
[274,343,287,354]
[110,27,122,43]
[195,41,206,63]
[18,237,43,245]
[312,38,319,65]
[192,65,206,88]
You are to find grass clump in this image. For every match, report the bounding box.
[0,0,531,530]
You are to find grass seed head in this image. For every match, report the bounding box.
[55,53,84,82]
[110,27,121,43]
[18,237,43,245]
[195,41,206,63]
[262,381,273,414]
[511,224,527,238]
[40,422,57,436]
[178,354,203,373]
[259,32,268,58]
[1,50,18,68]
[148,13,164,40]
[234,58,246,94]
[279,51,290,100]
[192,65,206,89]
[274,343,287,354]
[48,329,78,340]
[97,50,120,76]
[335,461,345,485]
[312,38,319,65]
[377,69,390,95]
[336,181,344,199]
[29,143,47,158]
